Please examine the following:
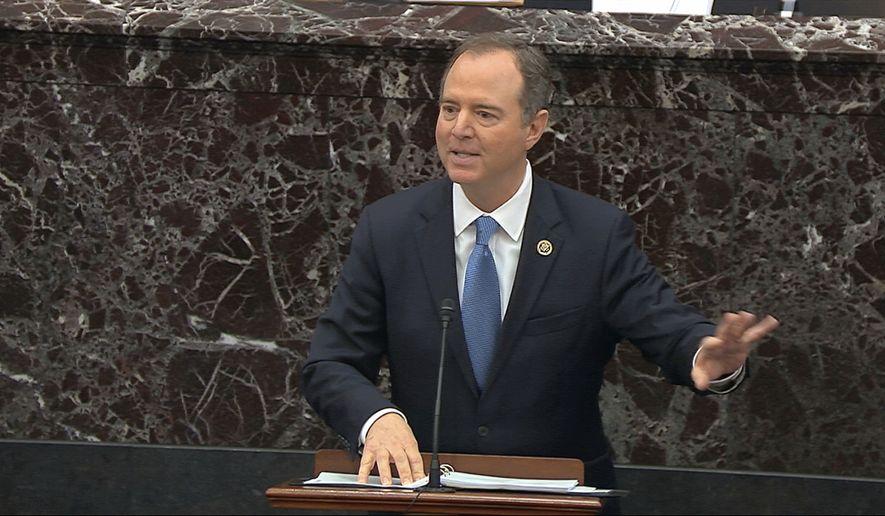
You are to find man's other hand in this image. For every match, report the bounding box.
[692,311,780,391]
[358,412,426,485]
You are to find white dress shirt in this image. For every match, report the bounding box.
[452,161,533,316]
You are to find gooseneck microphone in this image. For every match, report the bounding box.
[426,298,456,491]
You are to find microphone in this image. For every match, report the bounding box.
[426,298,456,491]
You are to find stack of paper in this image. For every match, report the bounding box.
[303,471,424,489]
[301,469,627,496]
[438,470,578,493]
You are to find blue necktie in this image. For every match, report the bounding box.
[462,215,501,392]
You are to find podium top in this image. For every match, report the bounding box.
[265,449,602,515]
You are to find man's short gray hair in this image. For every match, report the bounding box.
[440,33,554,126]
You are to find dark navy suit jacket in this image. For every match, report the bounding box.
[302,175,715,486]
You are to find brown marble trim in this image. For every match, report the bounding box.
[0,0,883,63]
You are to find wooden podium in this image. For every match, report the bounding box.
[265,449,603,514]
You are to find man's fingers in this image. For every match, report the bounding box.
[375,450,393,485]
[361,413,423,485]
[692,367,711,391]
[390,449,415,485]
[718,311,753,342]
[717,311,768,345]
[715,312,741,343]
[409,450,427,481]
[742,315,779,344]
[357,452,375,483]
[735,311,758,335]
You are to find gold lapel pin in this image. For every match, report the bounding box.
[536,239,553,256]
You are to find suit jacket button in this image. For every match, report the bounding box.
[477,426,489,437]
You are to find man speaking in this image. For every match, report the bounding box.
[301,32,778,502]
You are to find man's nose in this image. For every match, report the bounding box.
[452,112,474,138]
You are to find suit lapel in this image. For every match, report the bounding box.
[415,180,481,398]
[485,176,565,392]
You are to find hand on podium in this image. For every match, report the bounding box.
[359,413,426,486]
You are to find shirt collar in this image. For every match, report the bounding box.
[453,161,533,242]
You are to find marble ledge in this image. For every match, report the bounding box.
[0,0,882,64]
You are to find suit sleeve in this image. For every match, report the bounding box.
[600,211,716,387]
[301,208,397,450]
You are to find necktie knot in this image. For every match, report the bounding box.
[474,215,498,247]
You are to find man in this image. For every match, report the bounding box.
[302,33,778,496]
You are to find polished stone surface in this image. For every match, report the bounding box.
[0,0,883,480]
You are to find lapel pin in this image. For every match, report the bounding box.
[536,239,553,256]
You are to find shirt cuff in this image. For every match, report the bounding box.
[359,408,407,449]
[692,347,746,394]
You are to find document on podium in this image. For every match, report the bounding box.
[302,471,426,489]
[300,465,628,497]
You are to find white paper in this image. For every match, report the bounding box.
[569,485,626,495]
[303,471,429,489]
[303,470,621,495]
[303,470,577,493]
[593,0,713,15]
[440,470,578,493]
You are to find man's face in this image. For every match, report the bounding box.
[435,49,547,211]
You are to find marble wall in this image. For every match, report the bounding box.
[0,0,883,479]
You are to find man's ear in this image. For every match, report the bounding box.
[524,109,549,151]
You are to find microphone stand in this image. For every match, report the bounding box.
[423,298,456,492]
